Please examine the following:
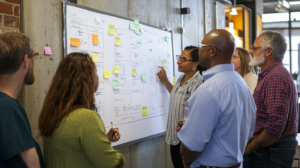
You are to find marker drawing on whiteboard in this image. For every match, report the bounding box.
[110,122,118,139]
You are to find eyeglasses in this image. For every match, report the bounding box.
[176,55,193,62]
[233,55,240,58]
[198,44,221,52]
[250,45,262,51]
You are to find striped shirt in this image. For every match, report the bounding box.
[165,71,203,145]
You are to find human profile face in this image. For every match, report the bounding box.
[24,54,35,85]
[249,35,265,66]
[177,50,198,73]
[232,50,241,73]
[94,67,99,92]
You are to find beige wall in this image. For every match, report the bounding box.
[20,0,218,167]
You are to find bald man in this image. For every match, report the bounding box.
[177,30,256,168]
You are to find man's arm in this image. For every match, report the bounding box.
[245,130,277,155]
[180,143,202,166]
[20,147,40,168]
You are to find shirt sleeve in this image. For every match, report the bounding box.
[0,107,36,161]
[79,111,124,168]
[264,75,290,139]
[178,89,220,152]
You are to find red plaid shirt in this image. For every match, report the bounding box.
[253,62,298,139]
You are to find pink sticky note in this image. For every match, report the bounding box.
[44,47,52,55]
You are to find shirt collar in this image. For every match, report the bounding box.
[258,62,282,79]
[203,64,234,81]
[177,71,200,84]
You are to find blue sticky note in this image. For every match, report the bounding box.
[165,36,170,42]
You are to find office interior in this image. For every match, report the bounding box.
[1,0,300,167]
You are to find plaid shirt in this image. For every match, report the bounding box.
[253,62,298,139]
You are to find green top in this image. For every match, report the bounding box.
[44,108,124,168]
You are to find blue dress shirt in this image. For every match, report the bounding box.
[178,64,256,167]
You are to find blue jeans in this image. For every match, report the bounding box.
[243,134,297,168]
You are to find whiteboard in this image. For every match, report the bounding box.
[63,2,174,147]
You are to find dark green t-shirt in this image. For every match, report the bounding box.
[0,92,44,168]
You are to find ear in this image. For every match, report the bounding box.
[210,48,217,57]
[193,61,200,67]
[265,48,273,58]
[23,55,29,69]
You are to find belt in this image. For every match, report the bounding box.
[197,163,241,168]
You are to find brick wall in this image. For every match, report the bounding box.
[0,0,20,34]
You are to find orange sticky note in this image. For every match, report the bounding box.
[70,38,81,47]
[92,34,100,44]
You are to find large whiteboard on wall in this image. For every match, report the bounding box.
[63,2,174,147]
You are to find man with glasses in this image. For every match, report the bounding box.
[243,31,298,168]
[0,32,44,168]
[177,29,256,168]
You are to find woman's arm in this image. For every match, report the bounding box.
[157,66,173,93]
[79,111,125,168]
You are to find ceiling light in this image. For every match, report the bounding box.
[230,8,237,15]
[289,1,300,5]
[282,0,290,8]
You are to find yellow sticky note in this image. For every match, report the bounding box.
[91,54,99,62]
[173,76,176,85]
[108,25,115,35]
[70,38,81,47]
[163,59,167,67]
[132,69,137,76]
[91,34,100,44]
[103,69,111,78]
[113,65,120,74]
[142,107,148,116]
[115,36,121,46]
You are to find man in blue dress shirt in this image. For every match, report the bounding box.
[178,29,257,168]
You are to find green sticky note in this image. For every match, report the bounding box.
[112,79,120,90]
[141,74,147,82]
[142,107,148,116]
[173,76,176,85]
[134,20,139,25]
[137,39,142,44]
[165,36,169,42]
[134,23,140,34]
[129,22,136,31]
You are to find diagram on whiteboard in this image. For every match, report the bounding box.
[64,3,173,146]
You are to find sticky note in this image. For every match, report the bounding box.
[91,54,99,62]
[132,69,137,76]
[113,65,120,74]
[142,107,148,116]
[173,76,176,85]
[129,22,136,31]
[108,25,115,35]
[134,20,139,25]
[44,47,52,55]
[92,34,100,44]
[141,74,147,82]
[115,36,121,46]
[95,16,101,22]
[112,80,120,90]
[165,36,170,42]
[70,38,81,47]
[134,26,140,34]
[137,39,142,44]
[103,69,111,78]
[163,59,167,67]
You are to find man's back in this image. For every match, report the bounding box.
[178,64,256,167]
[0,92,44,168]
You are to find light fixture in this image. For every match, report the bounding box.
[282,0,290,8]
[289,1,300,5]
[230,8,237,15]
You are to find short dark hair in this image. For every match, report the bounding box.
[184,46,207,75]
[0,32,38,75]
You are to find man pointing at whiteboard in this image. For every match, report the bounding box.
[178,30,256,168]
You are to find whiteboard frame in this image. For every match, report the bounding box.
[62,1,175,148]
